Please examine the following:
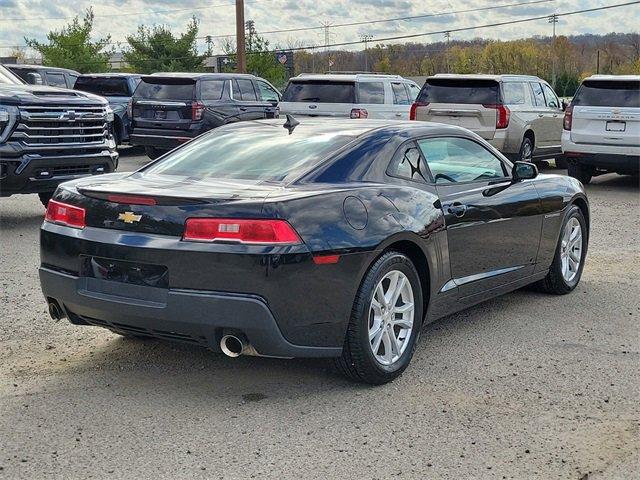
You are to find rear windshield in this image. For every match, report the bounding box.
[143,126,356,182]
[417,79,501,104]
[282,80,356,103]
[135,79,195,100]
[75,77,130,96]
[572,80,640,108]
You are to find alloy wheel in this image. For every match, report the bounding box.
[368,270,415,366]
[560,217,582,282]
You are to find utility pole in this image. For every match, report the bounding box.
[444,31,451,73]
[548,14,558,88]
[360,34,373,71]
[596,49,600,74]
[319,21,334,72]
[236,0,246,73]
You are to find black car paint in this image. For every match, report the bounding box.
[74,74,142,145]
[39,120,588,356]
[129,73,280,152]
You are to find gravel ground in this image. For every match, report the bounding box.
[1,149,638,480]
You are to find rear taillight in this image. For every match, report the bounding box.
[483,104,510,129]
[107,194,157,206]
[183,218,301,244]
[45,200,86,229]
[409,102,429,121]
[192,101,205,121]
[563,104,574,130]
[350,108,368,119]
[127,99,133,119]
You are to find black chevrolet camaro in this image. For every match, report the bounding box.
[39,119,589,384]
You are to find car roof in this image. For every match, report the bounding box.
[583,74,640,82]
[5,64,80,74]
[77,72,141,78]
[293,73,412,82]
[430,73,543,82]
[147,72,258,80]
[224,117,473,138]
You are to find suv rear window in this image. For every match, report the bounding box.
[282,80,355,103]
[75,77,130,96]
[417,79,501,104]
[573,80,640,108]
[135,78,195,100]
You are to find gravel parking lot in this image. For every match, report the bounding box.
[1,147,638,480]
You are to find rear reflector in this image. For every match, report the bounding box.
[483,104,510,129]
[107,194,157,205]
[350,108,368,119]
[192,101,205,121]
[183,218,302,244]
[312,254,340,265]
[45,200,86,229]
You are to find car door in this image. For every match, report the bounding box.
[417,136,543,297]
[391,82,412,119]
[200,78,238,126]
[540,82,564,153]
[232,78,273,121]
[529,82,554,150]
[45,71,67,88]
[356,80,388,118]
[254,80,280,119]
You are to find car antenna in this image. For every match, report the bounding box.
[283,114,299,134]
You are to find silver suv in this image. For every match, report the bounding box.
[411,74,566,164]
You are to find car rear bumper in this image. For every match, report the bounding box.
[0,151,119,197]
[562,132,640,173]
[130,128,203,150]
[39,266,342,358]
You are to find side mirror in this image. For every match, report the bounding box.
[512,161,538,182]
[26,72,43,85]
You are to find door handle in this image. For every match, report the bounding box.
[538,113,544,118]
[239,107,248,111]
[395,113,403,117]
[446,202,467,218]
[552,114,558,117]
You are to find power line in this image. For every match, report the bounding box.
[0,0,560,50]
[0,0,273,22]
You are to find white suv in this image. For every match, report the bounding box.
[278,73,421,119]
[562,75,639,184]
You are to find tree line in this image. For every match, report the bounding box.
[17,8,640,94]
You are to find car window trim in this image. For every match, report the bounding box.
[410,134,513,186]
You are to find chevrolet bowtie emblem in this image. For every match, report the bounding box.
[118,211,142,224]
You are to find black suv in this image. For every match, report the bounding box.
[4,64,79,89]
[74,73,141,146]
[0,65,118,206]
[129,73,281,159]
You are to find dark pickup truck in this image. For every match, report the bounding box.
[0,65,118,205]
[129,73,281,159]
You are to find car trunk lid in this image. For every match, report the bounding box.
[569,79,640,146]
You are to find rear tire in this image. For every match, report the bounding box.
[518,136,534,163]
[38,192,53,207]
[335,251,424,385]
[145,146,163,160]
[567,163,593,185]
[536,205,587,295]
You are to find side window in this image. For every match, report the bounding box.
[388,143,429,183]
[236,79,257,101]
[502,82,526,105]
[417,137,507,184]
[357,82,385,104]
[256,80,280,102]
[541,83,560,108]
[232,79,242,100]
[407,83,421,102]
[201,80,225,100]
[68,74,79,88]
[530,82,546,107]
[46,72,67,88]
[391,82,410,105]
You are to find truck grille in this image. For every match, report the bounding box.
[10,104,109,147]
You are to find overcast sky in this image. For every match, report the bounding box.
[1,0,638,56]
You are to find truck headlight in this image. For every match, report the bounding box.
[0,106,18,143]
[105,106,115,123]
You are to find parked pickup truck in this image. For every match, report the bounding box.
[0,65,118,206]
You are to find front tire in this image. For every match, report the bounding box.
[568,163,593,185]
[537,205,587,294]
[335,251,423,385]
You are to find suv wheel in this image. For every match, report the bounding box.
[145,146,163,160]
[555,156,568,169]
[567,163,593,185]
[335,251,423,385]
[518,137,534,163]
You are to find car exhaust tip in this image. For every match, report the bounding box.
[48,301,63,320]
[220,335,244,358]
